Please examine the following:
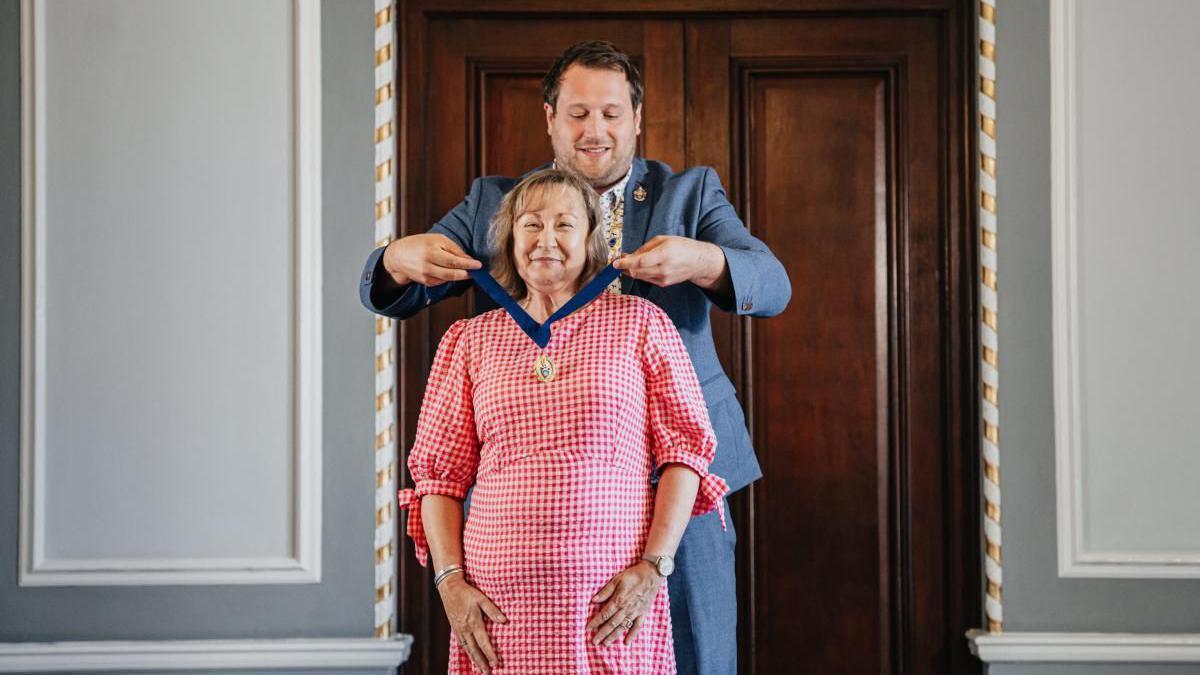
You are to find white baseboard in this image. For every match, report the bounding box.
[0,637,412,672]
[967,630,1200,663]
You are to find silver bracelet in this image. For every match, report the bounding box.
[433,564,464,588]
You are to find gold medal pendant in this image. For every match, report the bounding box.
[533,353,557,383]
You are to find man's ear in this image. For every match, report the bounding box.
[634,104,643,135]
[544,102,555,135]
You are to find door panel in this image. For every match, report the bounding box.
[477,66,552,178]
[688,14,975,674]
[751,71,894,674]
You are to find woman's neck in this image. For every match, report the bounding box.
[521,286,577,323]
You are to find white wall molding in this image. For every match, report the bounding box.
[1050,0,1200,579]
[1050,0,1087,580]
[18,0,324,586]
[967,630,1200,663]
[0,638,411,673]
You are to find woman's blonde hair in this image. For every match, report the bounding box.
[488,168,610,300]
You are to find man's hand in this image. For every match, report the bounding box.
[612,235,729,292]
[382,233,481,287]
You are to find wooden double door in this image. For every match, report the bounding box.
[395,2,982,673]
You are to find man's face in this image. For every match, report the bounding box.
[545,64,642,190]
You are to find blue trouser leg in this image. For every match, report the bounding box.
[669,498,738,675]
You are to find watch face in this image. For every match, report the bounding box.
[657,556,675,577]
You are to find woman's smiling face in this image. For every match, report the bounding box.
[512,184,590,297]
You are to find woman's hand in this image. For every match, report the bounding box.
[437,574,507,673]
[587,561,664,646]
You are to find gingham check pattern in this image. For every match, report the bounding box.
[397,292,727,673]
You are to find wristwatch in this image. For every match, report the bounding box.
[640,554,675,578]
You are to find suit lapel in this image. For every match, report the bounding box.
[620,157,650,295]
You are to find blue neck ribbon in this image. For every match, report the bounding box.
[468,263,622,348]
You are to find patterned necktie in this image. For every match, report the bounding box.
[602,188,625,294]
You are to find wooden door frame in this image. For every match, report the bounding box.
[391,2,984,673]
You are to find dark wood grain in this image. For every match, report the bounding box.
[477,65,554,178]
[412,0,959,13]
[748,68,896,674]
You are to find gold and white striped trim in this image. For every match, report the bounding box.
[978,0,1003,634]
[372,0,398,640]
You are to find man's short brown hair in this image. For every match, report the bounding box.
[542,40,644,112]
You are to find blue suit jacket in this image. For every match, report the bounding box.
[359,157,791,492]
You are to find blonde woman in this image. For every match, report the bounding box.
[397,169,727,673]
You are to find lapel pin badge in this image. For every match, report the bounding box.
[633,185,647,202]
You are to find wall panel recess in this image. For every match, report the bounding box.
[19,0,323,586]
[1053,0,1200,578]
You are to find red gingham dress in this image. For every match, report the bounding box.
[397,291,728,674]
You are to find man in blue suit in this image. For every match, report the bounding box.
[360,41,790,674]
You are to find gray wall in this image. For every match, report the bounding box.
[988,0,1200,672]
[0,0,382,657]
[999,0,1200,632]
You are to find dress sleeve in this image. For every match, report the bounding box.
[396,319,479,566]
[641,303,731,529]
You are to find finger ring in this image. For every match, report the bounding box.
[623,618,634,629]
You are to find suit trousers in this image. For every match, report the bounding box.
[668,497,738,675]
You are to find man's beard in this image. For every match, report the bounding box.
[552,140,634,190]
